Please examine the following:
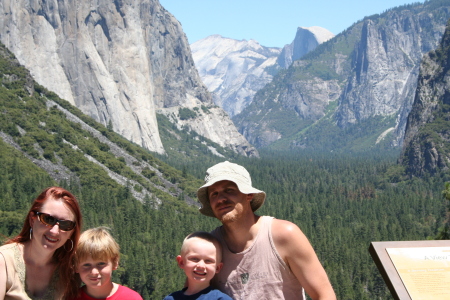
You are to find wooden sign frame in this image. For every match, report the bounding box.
[369,240,450,300]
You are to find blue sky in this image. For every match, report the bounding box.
[159,0,424,48]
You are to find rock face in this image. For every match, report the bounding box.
[0,0,256,156]
[157,105,259,157]
[191,27,334,118]
[336,11,444,146]
[400,20,450,176]
[191,35,282,117]
[277,26,335,69]
[233,2,450,150]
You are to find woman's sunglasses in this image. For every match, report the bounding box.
[33,211,76,231]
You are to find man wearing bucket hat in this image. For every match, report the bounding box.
[197,161,336,300]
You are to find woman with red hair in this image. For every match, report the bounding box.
[0,186,83,299]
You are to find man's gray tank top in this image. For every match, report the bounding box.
[211,216,305,300]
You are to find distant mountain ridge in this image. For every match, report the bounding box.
[191,35,281,117]
[191,27,334,117]
[233,1,450,152]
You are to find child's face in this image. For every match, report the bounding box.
[76,255,118,291]
[177,238,222,285]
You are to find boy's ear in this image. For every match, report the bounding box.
[113,259,119,270]
[176,255,185,269]
[215,262,223,274]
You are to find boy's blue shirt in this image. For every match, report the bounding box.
[163,286,233,300]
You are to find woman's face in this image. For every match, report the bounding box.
[30,198,76,252]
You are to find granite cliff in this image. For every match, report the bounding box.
[400,19,450,176]
[0,0,256,156]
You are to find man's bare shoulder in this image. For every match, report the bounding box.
[272,218,297,231]
[271,218,308,247]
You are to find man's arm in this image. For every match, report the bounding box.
[272,219,336,300]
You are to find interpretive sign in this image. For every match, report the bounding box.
[369,240,450,300]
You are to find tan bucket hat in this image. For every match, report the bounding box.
[197,161,266,217]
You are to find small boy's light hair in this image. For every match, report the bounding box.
[180,231,223,262]
[75,227,120,266]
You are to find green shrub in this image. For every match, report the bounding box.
[178,107,197,120]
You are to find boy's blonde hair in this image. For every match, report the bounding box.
[75,227,120,266]
[180,231,223,262]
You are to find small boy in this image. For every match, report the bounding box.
[164,231,232,300]
[71,227,143,300]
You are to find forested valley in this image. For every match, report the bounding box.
[1,145,448,299]
[0,41,449,299]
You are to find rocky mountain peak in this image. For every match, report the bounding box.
[277,26,335,68]
[191,35,282,117]
[192,27,334,118]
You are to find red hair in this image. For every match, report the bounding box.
[7,186,83,299]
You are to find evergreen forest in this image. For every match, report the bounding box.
[2,145,449,299]
[0,36,449,300]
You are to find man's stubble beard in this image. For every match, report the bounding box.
[218,203,245,225]
[219,211,238,224]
